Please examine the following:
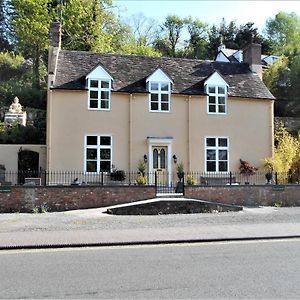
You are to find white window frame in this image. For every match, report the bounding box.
[84,135,112,173]
[88,78,111,111]
[206,84,227,115]
[149,81,171,112]
[205,136,229,173]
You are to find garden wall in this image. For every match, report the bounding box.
[0,185,156,213]
[185,185,300,207]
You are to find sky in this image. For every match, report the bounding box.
[113,0,300,33]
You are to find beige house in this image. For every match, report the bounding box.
[47,23,274,184]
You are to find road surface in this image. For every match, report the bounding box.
[0,239,299,299]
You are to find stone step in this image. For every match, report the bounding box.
[156,193,184,198]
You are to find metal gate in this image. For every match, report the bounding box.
[154,171,185,195]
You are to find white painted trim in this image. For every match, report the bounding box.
[84,134,113,173]
[148,82,171,113]
[87,78,111,111]
[204,136,229,174]
[206,84,227,115]
[146,68,173,84]
[86,65,113,81]
[147,137,173,185]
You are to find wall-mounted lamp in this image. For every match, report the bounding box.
[173,155,177,164]
[143,154,148,163]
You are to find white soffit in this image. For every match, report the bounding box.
[146,68,173,83]
[86,64,113,80]
[215,52,230,62]
[204,71,228,87]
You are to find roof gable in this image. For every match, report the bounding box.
[204,71,228,87]
[86,64,113,80]
[146,68,173,83]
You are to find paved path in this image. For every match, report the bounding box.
[0,198,299,248]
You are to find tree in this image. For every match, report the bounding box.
[154,15,185,57]
[264,123,300,183]
[11,0,54,88]
[0,0,12,51]
[184,17,209,59]
[265,11,300,56]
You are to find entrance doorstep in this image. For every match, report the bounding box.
[156,193,183,198]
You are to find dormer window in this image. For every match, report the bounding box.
[207,85,226,114]
[147,68,173,113]
[86,64,113,111]
[149,82,171,112]
[88,79,111,110]
[204,71,228,115]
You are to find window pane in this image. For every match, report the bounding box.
[90,80,98,88]
[209,96,216,104]
[209,105,216,112]
[150,83,158,91]
[219,150,228,160]
[161,83,169,91]
[161,102,169,111]
[86,136,97,145]
[161,94,169,102]
[101,100,109,109]
[100,136,111,145]
[153,149,158,169]
[219,161,228,172]
[218,96,225,104]
[207,161,216,172]
[90,100,98,108]
[100,161,110,172]
[151,102,158,110]
[218,105,226,113]
[218,138,228,147]
[206,138,216,147]
[101,81,109,88]
[100,149,111,159]
[206,150,216,160]
[218,86,225,94]
[151,93,159,101]
[160,149,165,169]
[101,91,109,100]
[87,148,97,159]
[208,86,215,93]
[86,161,97,172]
[90,91,98,99]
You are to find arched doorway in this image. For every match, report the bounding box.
[18,150,39,184]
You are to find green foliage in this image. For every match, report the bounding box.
[136,175,147,185]
[176,162,184,174]
[11,0,54,87]
[265,11,300,56]
[186,174,195,185]
[264,123,300,177]
[137,160,146,175]
[0,51,25,81]
[0,123,45,144]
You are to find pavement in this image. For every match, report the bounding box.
[0,198,299,249]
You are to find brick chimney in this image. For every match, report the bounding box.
[48,22,61,88]
[243,43,262,80]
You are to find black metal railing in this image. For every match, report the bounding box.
[0,170,299,187]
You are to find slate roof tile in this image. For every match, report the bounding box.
[53,50,275,100]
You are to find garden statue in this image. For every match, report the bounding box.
[9,97,23,113]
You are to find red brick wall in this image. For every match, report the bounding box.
[185,185,300,207]
[0,185,156,213]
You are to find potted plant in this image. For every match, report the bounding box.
[239,159,258,184]
[109,167,126,182]
[176,162,184,181]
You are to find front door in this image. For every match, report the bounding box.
[152,146,168,185]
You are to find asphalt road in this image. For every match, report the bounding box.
[0,239,299,299]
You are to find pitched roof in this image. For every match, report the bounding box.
[53,50,275,100]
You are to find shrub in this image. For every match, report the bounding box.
[109,169,126,181]
[136,175,148,185]
[186,174,195,185]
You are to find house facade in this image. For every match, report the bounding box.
[47,23,274,183]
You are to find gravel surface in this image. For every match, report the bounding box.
[0,205,299,233]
